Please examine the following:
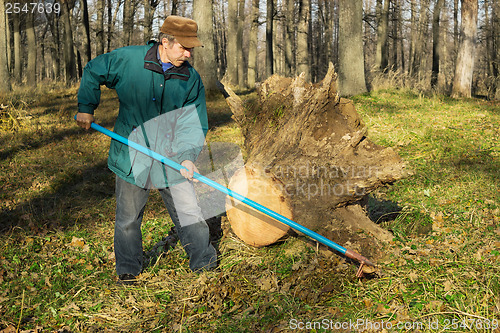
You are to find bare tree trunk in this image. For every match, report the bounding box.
[413,0,430,77]
[266,0,275,78]
[108,0,122,51]
[431,0,445,88]
[107,0,113,52]
[338,0,367,96]
[214,0,227,79]
[284,0,295,77]
[144,0,159,43]
[76,48,82,78]
[193,0,219,97]
[280,2,287,76]
[453,0,459,58]
[81,0,92,64]
[307,2,313,79]
[144,0,152,43]
[61,0,77,85]
[273,8,280,75]
[451,0,478,98]
[26,11,37,87]
[171,0,178,14]
[391,0,399,70]
[494,0,500,99]
[226,0,238,86]
[409,0,417,75]
[237,0,246,88]
[311,2,320,81]
[399,0,405,72]
[437,0,448,91]
[123,0,134,46]
[485,0,493,80]
[248,0,259,87]
[48,13,61,79]
[40,30,46,81]
[96,0,105,55]
[375,0,390,71]
[5,11,10,74]
[40,24,52,80]
[13,12,21,83]
[297,0,310,81]
[0,0,11,93]
[332,0,339,68]
[324,0,333,70]
[488,0,500,98]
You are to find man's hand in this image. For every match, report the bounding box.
[76,113,94,130]
[180,160,199,182]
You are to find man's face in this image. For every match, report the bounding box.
[162,39,192,67]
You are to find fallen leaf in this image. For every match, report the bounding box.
[363,298,373,308]
[69,236,85,249]
[291,261,303,270]
[443,280,453,292]
[375,303,391,314]
[435,212,444,223]
[0,326,16,333]
[475,249,484,260]
[361,264,378,275]
[427,300,444,311]
[257,276,274,291]
[280,282,291,293]
[429,258,440,266]
[126,294,136,304]
[320,283,336,293]
[45,276,52,288]
[328,307,340,315]
[408,271,418,282]
[60,302,80,312]
[139,300,157,308]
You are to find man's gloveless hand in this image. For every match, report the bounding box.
[180,160,199,182]
[76,113,94,130]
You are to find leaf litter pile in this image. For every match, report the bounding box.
[0,87,499,332]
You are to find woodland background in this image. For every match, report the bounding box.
[0,0,499,99]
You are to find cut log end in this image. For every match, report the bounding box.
[226,166,292,247]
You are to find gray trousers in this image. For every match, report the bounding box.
[114,176,217,275]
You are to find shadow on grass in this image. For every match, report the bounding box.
[0,87,237,235]
[0,160,115,234]
[0,116,118,161]
[365,195,403,224]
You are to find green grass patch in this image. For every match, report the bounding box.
[0,87,498,331]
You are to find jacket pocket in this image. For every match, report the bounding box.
[109,120,135,177]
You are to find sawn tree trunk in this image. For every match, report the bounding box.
[220,65,408,257]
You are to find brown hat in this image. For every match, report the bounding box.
[160,16,203,48]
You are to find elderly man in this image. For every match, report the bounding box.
[76,16,217,284]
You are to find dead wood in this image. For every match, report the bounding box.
[220,64,408,253]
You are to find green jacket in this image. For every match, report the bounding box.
[77,41,208,188]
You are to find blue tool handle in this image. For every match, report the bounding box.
[75,116,362,259]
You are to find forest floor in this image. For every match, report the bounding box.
[0,85,499,332]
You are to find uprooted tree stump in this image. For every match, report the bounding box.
[220,64,408,258]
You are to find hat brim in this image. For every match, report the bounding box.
[176,36,203,48]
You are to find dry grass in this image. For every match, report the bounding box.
[0,84,499,332]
